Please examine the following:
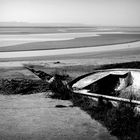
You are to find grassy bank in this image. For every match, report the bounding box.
[1,61,140,139]
[70,93,140,140]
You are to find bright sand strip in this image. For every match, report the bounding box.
[0,41,140,59]
[0,32,123,47]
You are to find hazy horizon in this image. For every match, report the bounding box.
[0,0,140,27]
[0,22,140,27]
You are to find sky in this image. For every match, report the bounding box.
[0,0,140,26]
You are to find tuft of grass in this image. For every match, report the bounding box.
[0,79,49,95]
[48,76,71,100]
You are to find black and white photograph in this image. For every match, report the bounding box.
[0,0,140,140]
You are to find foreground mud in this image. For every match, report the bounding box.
[0,93,116,140]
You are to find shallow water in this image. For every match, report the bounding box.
[0,31,125,47]
[0,41,140,59]
[0,32,99,47]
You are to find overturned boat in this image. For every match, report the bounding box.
[71,69,140,110]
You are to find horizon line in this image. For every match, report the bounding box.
[0,22,140,28]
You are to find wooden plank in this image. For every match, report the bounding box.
[73,90,140,105]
